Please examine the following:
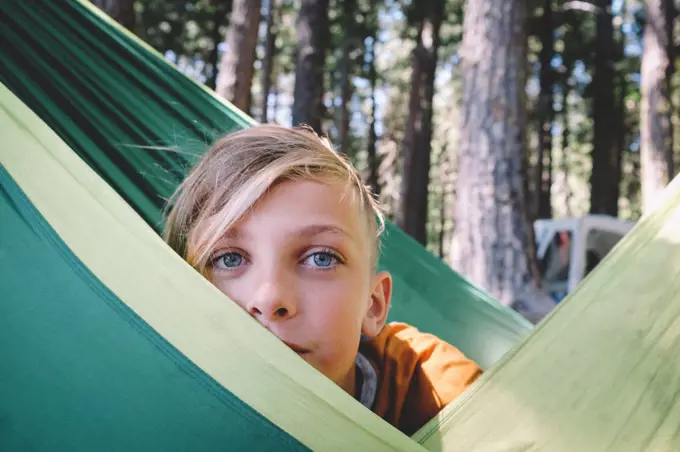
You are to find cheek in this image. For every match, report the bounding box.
[209,274,249,309]
[304,279,366,380]
[303,274,368,329]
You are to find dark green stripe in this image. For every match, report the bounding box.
[0,165,308,452]
[0,0,251,230]
[0,0,531,370]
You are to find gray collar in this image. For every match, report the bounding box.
[355,352,377,409]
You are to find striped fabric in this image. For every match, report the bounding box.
[0,84,422,450]
[0,0,527,450]
[0,0,531,373]
[3,1,680,451]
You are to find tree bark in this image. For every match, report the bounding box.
[92,0,135,30]
[260,0,279,123]
[293,0,330,132]
[366,37,380,197]
[272,82,280,121]
[338,0,356,154]
[561,80,573,216]
[668,2,676,175]
[611,41,627,209]
[396,0,445,245]
[589,0,618,216]
[535,0,554,219]
[451,0,534,306]
[640,0,675,213]
[206,1,232,91]
[437,145,450,260]
[215,0,262,113]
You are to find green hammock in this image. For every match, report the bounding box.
[2,1,680,451]
[0,0,531,370]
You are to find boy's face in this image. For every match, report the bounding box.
[205,179,392,395]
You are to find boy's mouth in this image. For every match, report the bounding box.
[282,341,310,355]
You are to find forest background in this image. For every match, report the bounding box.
[93,0,678,313]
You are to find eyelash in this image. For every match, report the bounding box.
[302,248,344,270]
[208,248,345,271]
[209,249,249,271]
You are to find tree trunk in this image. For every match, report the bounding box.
[558,30,576,217]
[535,0,554,219]
[437,145,450,260]
[206,1,232,91]
[589,0,618,216]
[561,81,573,217]
[338,0,356,154]
[293,0,330,132]
[366,37,380,197]
[396,0,445,245]
[260,0,279,122]
[627,149,642,218]
[611,47,627,209]
[272,82,279,122]
[640,0,675,213]
[668,2,676,176]
[92,0,135,30]
[215,0,262,113]
[451,0,534,306]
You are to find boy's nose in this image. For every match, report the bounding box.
[246,280,297,322]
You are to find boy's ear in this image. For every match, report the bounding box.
[361,270,392,337]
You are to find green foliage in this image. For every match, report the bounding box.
[124,0,666,254]
[135,0,231,83]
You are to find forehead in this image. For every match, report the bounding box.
[235,179,370,242]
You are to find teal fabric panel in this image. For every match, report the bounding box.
[0,166,308,452]
[0,0,532,369]
[379,223,535,366]
[0,0,252,229]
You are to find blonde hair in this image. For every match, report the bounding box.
[163,124,384,272]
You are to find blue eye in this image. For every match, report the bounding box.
[304,251,340,269]
[313,252,334,267]
[213,252,243,269]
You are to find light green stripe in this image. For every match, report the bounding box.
[0,83,424,451]
[414,175,680,450]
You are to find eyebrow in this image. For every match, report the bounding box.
[293,224,354,241]
[221,228,243,239]
[218,224,354,241]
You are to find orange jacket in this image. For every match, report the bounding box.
[359,322,483,436]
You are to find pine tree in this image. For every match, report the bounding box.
[396,0,445,245]
[292,0,331,132]
[589,0,619,216]
[215,0,262,113]
[640,0,675,213]
[452,0,535,306]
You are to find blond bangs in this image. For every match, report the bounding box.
[163,124,384,273]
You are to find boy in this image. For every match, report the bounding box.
[163,124,482,436]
